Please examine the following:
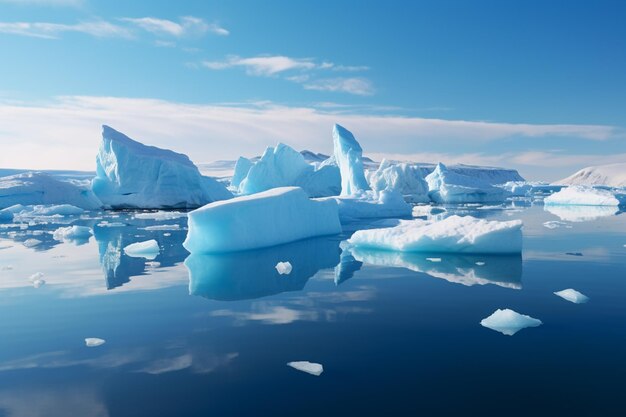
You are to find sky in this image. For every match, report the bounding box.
[0,0,625,180]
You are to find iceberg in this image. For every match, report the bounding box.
[287,361,323,376]
[425,163,506,204]
[544,185,626,206]
[183,187,341,253]
[416,163,524,185]
[333,124,370,196]
[92,125,232,209]
[230,156,253,189]
[344,215,522,254]
[123,239,160,259]
[275,261,293,275]
[238,143,340,197]
[85,338,106,347]
[554,289,589,304]
[0,172,102,210]
[480,309,542,335]
[52,225,92,242]
[331,190,412,221]
[367,159,430,203]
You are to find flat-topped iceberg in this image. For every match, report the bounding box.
[344,215,522,254]
[366,159,429,203]
[425,163,506,204]
[480,309,542,336]
[183,187,341,253]
[544,185,626,206]
[0,172,102,210]
[238,143,340,197]
[554,288,589,304]
[333,124,370,196]
[92,125,232,209]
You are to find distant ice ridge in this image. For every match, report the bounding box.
[366,159,429,203]
[183,187,341,253]
[557,162,626,188]
[0,172,102,210]
[92,125,232,209]
[344,215,522,254]
[236,143,340,197]
[544,186,626,207]
[480,309,542,336]
[426,163,506,204]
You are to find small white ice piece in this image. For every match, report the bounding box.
[476,261,486,266]
[554,289,589,304]
[123,239,160,259]
[426,257,442,262]
[480,309,542,336]
[287,361,323,376]
[275,261,293,275]
[23,238,42,248]
[85,338,106,347]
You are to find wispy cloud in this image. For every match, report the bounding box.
[0,20,132,39]
[303,77,375,96]
[203,55,317,76]
[121,16,228,37]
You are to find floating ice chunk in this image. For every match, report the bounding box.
[425,163,506,204]
[141,224,180,231]
[0,172,102,210]
[330,190,412,221]
[544,185,626,206]
[543,221,571,229]
[554,289,589,304]
[184,187,341,253]
[367,159,430,203]
[475,261,486,266]
[345,215,522,254]
[426,257,441,262]
[52,225,92,241]
[275,261,293,275]
[480,309,542,335]
[123,239,160,259]
[333,124,370,196]
[287,361,323,376]
[85,338,106,347]
[134,211,187,221]
[163,232,172,237]
[97,221,127,228]
[23,238,42,248]
[92,125,232,209]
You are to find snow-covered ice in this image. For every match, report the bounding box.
[554,289,589,304]
[0,172,102,210]
[287,361,323,376]
[333,124,370,196]
[331,190,412,221]
[23,238,42,248]
[367,159,430,203]
[133,211,187,221]
[543,220,571,229]
[184,187,341,253]
[85,338,106,347]
[345,215,522,254]
[275,261,293,275]
[231,156,254,189]
[480,309,542,335]
[52,225,92,241]
[123,239,160,259]
[425,163,506,204]
[92,125,232,209]
[557,162,626,188]
[544,186,626,206]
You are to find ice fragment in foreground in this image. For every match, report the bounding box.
[123,239,160,259]
[275,261,293,275]
[287,361,323,376]
[426,257,441,262]
[554,289,589,304]
[52,225,92,241]
[23,239,42,248]
[480,309,542,336]
[85,338,106,347]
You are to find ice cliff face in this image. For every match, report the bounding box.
[425,163,506,204]
[332,124,371,196]
[92,125,232,209]
[367,159,430,203]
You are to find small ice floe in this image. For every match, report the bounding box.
[97,221,126,228]
[480,309,542,336]
[134,211,187,221]
[543,221,571,229]
[23,238,42,248]
[475,261,486,266]
[85,338,106,347]
[565,252,583,257]
[52,225,92,241]
[163,232,172,237]
[426,257,442,262]
[554,289,589,304]
[275,261,293,275]
[123,239,160,260]
[141,224,180,231]
[287,361,323,376]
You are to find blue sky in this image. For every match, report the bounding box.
[0,0,625,180]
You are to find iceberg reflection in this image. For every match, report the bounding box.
[544,204,621,222]
[342,246,522,289]
[187,236,341,301]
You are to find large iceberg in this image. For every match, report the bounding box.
[333,124,370,196]
[0,172,102,210]
[366,159,429,203]
[238,143,340,197]
[230,156,254,189]
[544,185,626,206]
[183,187,341,253]
[344,215,522,254]
[425,163,506,204]
[557,162,626,188]
[92,125,232,209]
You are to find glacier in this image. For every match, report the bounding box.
[480,309,542,336]
[425,163,506,204]
[366,159,430,203]
[557,162,626,188]
[544,185,626,206]
[333,123,370,196]
[183,187,341,253]
[92,125,232,209]
[0,172,102,210]
[344,215,522,254]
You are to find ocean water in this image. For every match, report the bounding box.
[0,203,625,416]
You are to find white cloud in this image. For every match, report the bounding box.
[120,16,228,37]
[203,55,316,76]
[303,77,375,96]
[0,95,621,180]
[0,20,132,39]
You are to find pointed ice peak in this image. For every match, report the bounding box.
[333,123,363,152]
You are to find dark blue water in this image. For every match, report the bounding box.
[0,204,625,416]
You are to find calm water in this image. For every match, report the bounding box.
[0,203,625,417]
